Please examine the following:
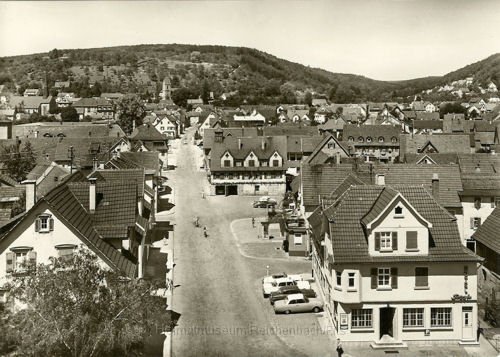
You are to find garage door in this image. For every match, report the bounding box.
[215,185,226,195]
[226,185,238,196]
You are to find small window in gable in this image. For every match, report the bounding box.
[35,214,54,233]
[327,141,336,149]
[394,206,403,216]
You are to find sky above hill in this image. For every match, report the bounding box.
[1,0,500,81]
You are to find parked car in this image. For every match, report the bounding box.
[253,196,277,208]
[270,287,316,305]
[273,293,323,314]
[262,272,303,285]
[262,278,310,297]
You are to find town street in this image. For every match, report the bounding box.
[169,128,332,357]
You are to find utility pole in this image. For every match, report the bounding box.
[68,146,74,174]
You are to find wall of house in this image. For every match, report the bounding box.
[335,301,476,343]
[461,195,497,242]
[286,231,308,256]
[0,207,110,285]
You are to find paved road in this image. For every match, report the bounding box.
[169,128,331,357]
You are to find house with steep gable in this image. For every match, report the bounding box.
[308,185,481,347]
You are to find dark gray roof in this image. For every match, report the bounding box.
[473,207,500,254]
[309,185,479,264]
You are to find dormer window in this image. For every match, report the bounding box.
[391,137,398,143]
[378,137,384,143]
[380,232,393,251]
[358,136,364,143]
[375,231,397,252]
[348,136,354,142]
[366,137,372,143]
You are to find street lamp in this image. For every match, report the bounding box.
[266,265,270,276]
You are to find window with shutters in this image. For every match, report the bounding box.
[373,267,398,290]
[403,308,424,328]
[351,309,372,329]
[406,231,418,251]
[378,268,391,288]
[36,214,54,233]
[471,217,481,230]
[6,248,36,274]
[415,267,429,288]
[431,307,452,327]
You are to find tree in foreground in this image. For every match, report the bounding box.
[5,248,167,357]
[1,141,37,182]
[116,95,146,135]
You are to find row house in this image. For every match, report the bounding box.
[343,124,401,163]
[458,154,500,250]
[308,185,481,347]
[129,124,169,164]
[209,136,287,196]
[72,97,114,120]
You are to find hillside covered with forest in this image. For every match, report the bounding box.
[0,44,499,105]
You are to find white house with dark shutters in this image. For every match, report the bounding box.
[308,184,481,348]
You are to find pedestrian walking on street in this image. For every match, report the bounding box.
[336,339,344,357]
[203,226,208,238]
[251,217,255,227]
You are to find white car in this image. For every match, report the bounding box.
[262,273,304,285]
[273,293,324,314]
[262,277,310,298]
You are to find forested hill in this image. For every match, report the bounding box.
[0,44,499,104]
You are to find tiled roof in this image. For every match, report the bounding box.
[210,136,287,172]
[343,124,401,143]
[73,97,112,108]
[313,185,479,264]
[305,134,350,165]
[413,120,443,130]
[203,128,259,151]
[89,169,144,199]
[1,181,137,277]
[286,135,324,154]
[404,153,458,165]
[458,154,500,175]
[415,112,440,120]
[262,126,318,137]
[318,118,345,131]
[473,207,500,254]
[8,96,52,109]
[373,164,463,208]
[119,152,160,172]
[0,186,24,200]
[0,174,18,186]
[129,124,167,142]
[400,134,472,155]
[53,137,121,166]
[300,163,356,211]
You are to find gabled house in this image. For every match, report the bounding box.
[304,134,350,166]
[152,115,178,139]
[308,185,481,347]
[412,120,443,135]
[458,154,500,249]
[0,175,148,302]
[209,136,287,196]
[197,112,220,138]
[129,124,168,163]
[9,96,53,117]
[72,97,114,120]
[343,124,401,163]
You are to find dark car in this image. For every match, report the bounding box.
[269,286,316,305]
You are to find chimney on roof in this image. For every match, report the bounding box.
[89,178,97,212]
[34,130,39,139]
[432,173,439,198]
[23,180,37,211]
[475,164,481,173]
[376,174,385,186]
[261,138,266,150]
[238,138,242,150]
